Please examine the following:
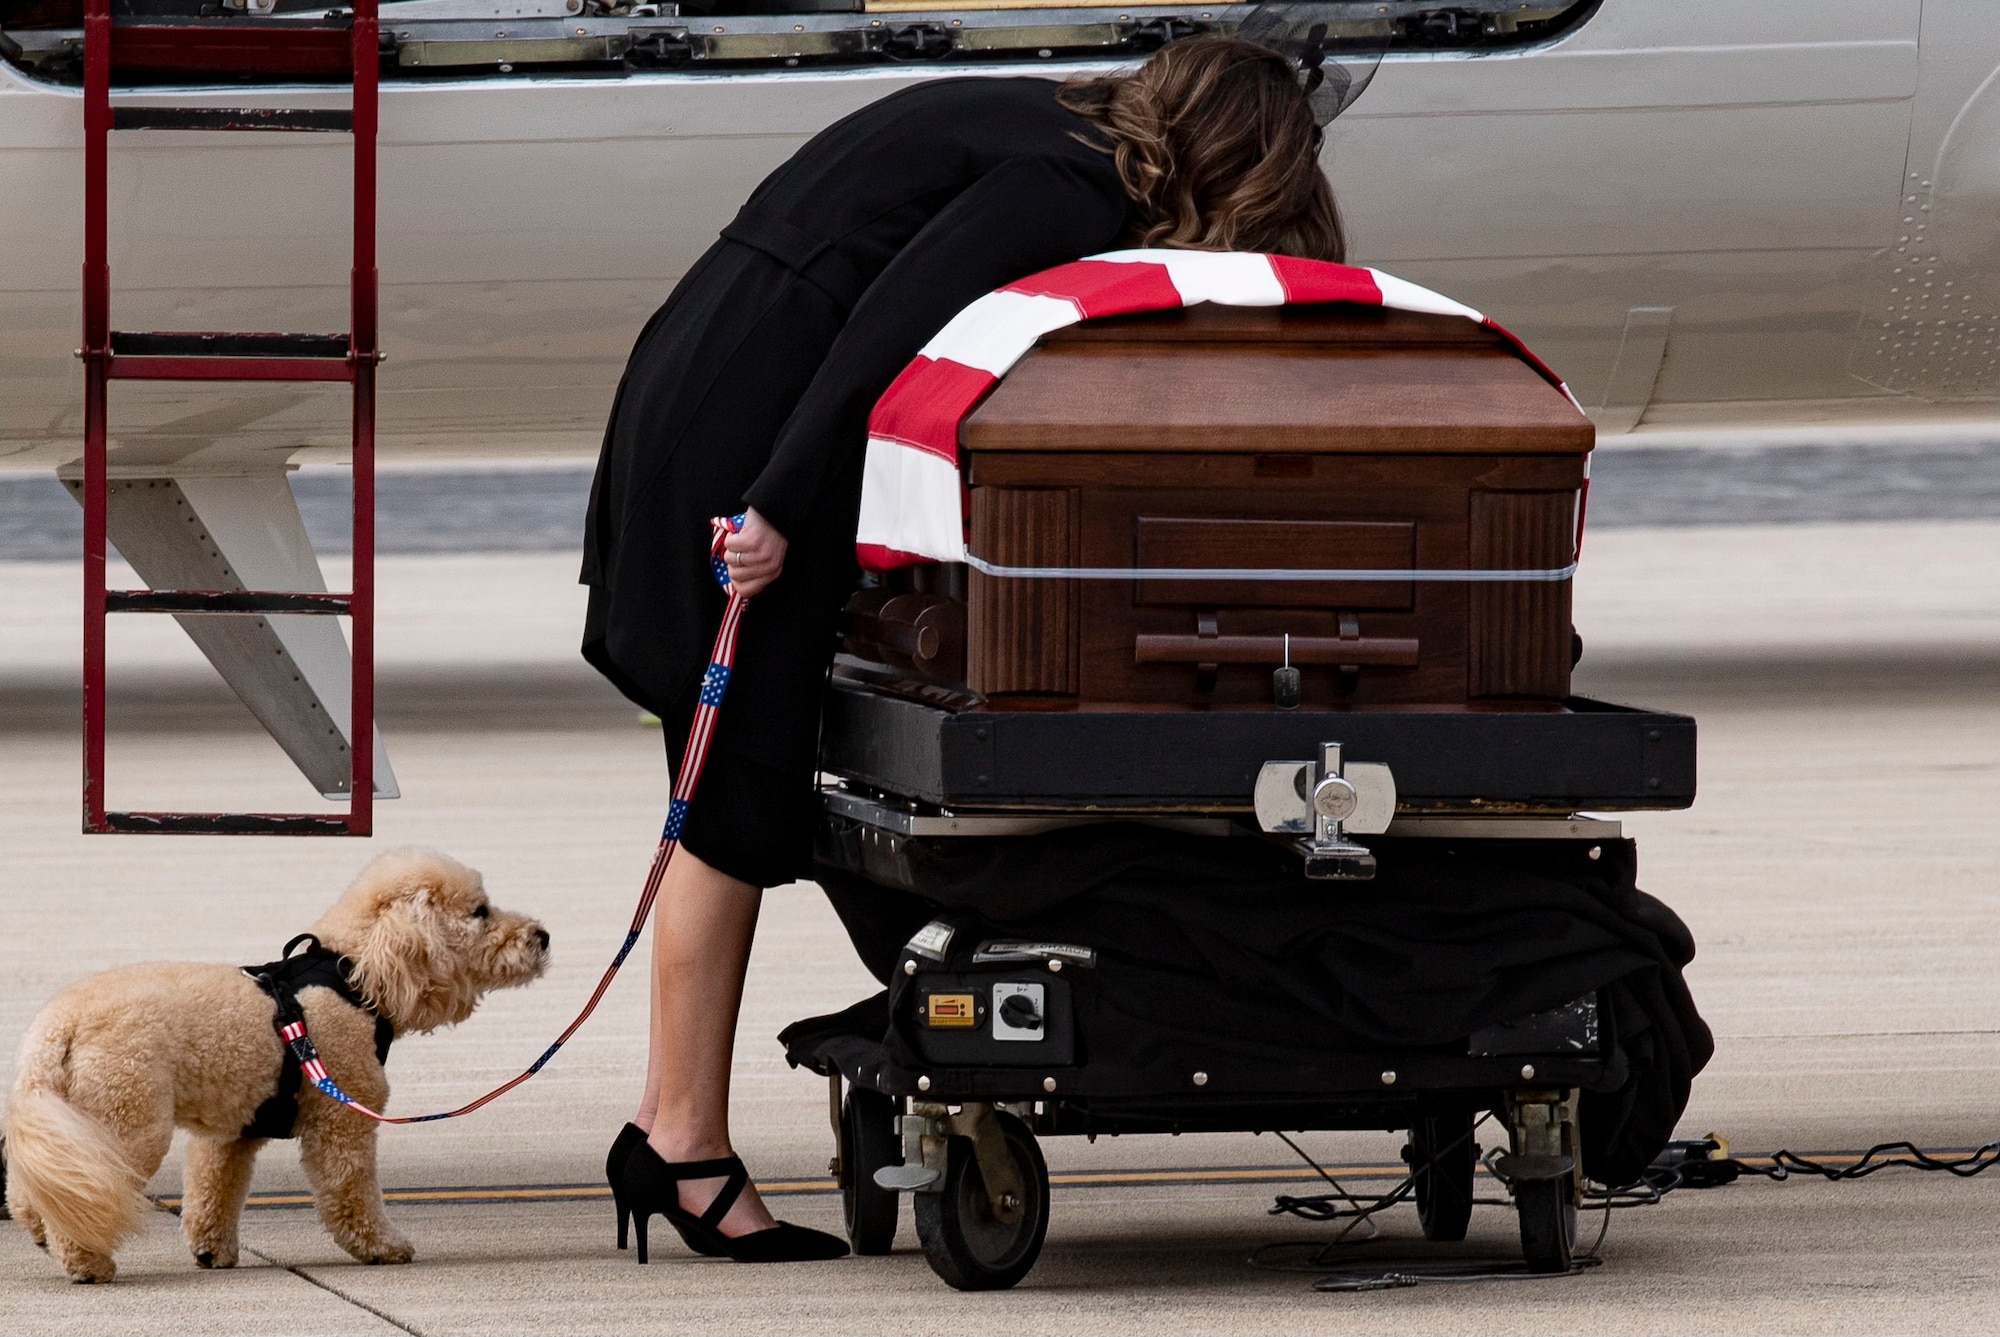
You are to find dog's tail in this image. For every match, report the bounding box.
[4,1026,151,1256]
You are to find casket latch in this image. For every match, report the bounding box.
[1253,743,1396,881]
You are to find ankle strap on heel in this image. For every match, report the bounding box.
[658,1153,749,1229]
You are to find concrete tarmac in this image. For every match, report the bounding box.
[2,521,1997,1334]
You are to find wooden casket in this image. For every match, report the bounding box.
[842,302,1591,712]
[829,301,1696,816]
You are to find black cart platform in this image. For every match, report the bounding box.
[821,677,1695,815]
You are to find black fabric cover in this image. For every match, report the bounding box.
[792,826,1712,1188]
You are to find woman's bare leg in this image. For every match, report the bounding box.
[635,943,663,1133]
[640,847,779,1236]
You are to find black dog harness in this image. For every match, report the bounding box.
[240,934,394,1140]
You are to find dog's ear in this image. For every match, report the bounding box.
[347,885,443,1031]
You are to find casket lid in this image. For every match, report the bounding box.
[961,303,1593,455]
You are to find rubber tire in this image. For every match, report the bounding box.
[914,1111,1049,1291]
[841,1087,901,1256]
[1515,1174,1577,1274]
[1409,1111,1477,1243]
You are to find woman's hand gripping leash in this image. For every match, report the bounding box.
[269,514,755,1125]
[719,506,786,600]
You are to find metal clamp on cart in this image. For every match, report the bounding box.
[1252,742,1397,879]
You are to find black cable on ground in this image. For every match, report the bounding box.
[1256,1132,2000,1293]
[1595,1136,2000,1199]
[1734,1140,2000,1183]
[1250,1115,1599,1287]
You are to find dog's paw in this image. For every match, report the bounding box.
[350,1234,415,1266]
[192,1245,238,1270]
[51,1237,117,1284]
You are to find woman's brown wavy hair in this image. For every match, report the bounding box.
[1058,35,1345,262]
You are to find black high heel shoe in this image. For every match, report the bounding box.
[607,1125,727,1257]
[619,1143,849,1264]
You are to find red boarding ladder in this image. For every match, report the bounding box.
[80,0,379,835]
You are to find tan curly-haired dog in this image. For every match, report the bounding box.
[4,849,549,1283]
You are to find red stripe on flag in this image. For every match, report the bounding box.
[1001,259,1183,320]
[857,542,935,572]
[867,356,997,463]
[1266,257,1384,306]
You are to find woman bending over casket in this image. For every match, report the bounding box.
[580,34,1347,1264]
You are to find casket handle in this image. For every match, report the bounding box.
[1133,634,1418,667]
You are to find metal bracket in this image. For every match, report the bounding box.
[874,1101,1023,1222]
[1504,1088,1582,1205]
[875,1103,946,1194]
[948,1103,1025,1224]
[1253,743,1394,879]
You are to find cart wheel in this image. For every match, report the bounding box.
[914,1110,1049,1291]
[1515,1175,1577,1274]
[840,1087,901,1255]
[1408,1111,1476,1242]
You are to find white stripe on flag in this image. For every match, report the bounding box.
[856,436,969,564]
[1366,270,1484,323]
[1088,249,1287,306]
[918,290,1083,377]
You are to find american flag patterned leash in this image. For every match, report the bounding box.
[275,515,749,1124]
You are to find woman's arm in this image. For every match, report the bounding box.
[736,153,1128,570]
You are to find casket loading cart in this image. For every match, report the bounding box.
[804,700,1696,1280]
[787,300,1698,1288]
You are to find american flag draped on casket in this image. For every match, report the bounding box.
[854,249,1579,572]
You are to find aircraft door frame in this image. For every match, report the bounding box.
[1851,0,2000,403]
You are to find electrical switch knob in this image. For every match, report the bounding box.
[1312,774,1358,822]
[998,993,1043,1032]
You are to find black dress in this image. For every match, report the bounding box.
[581,77,1129,887]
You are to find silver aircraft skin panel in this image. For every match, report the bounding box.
[0,0,1994,801]
[0,0,1995,477]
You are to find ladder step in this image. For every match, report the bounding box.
[112,106,353,133]
[101,812,358,836]
[110,17,357,79]
[106,332,356,382]
[111,331,351,359]
[107,589,353,616]
[106,359,353,383]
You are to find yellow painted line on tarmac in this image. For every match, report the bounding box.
[1048,1165,1409,1186]
[158,1149,1892,1214]
[161,1164,1405,1213]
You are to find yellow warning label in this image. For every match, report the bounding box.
[925,993,978,1028]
